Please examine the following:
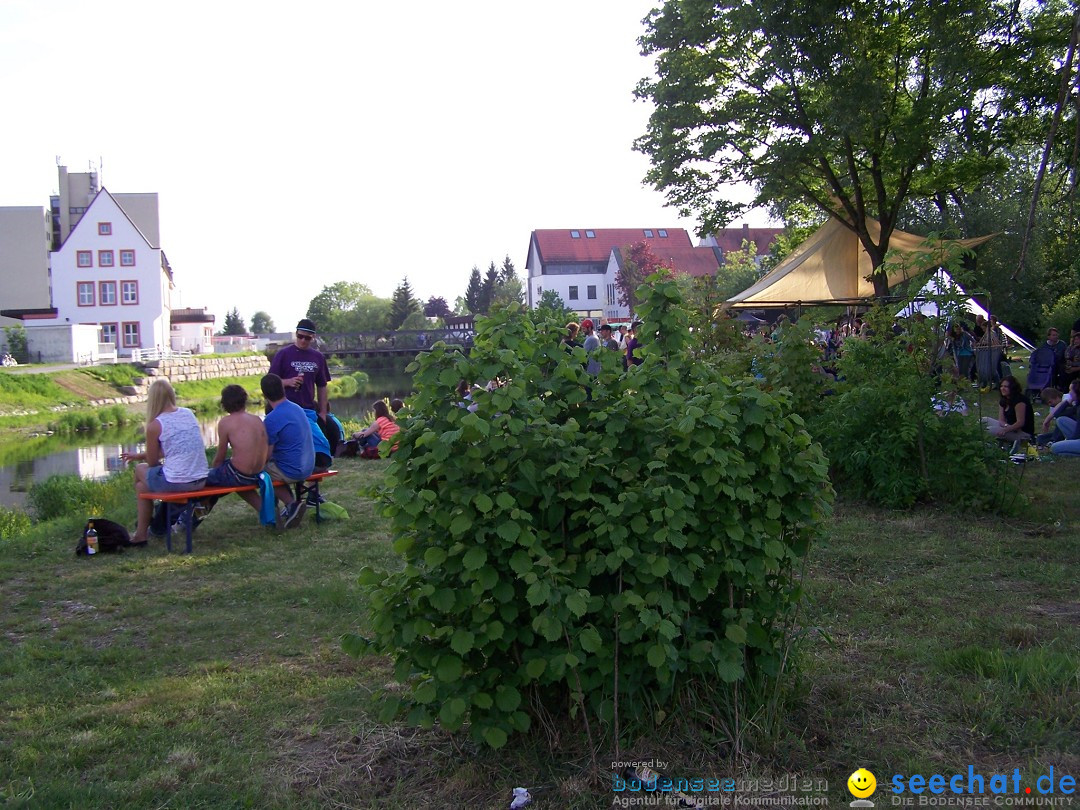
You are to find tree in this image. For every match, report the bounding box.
[479,262,500,314]
[492,275,524,309]
[635,0,1054,297]
[221,307,246,336]
[250,311,275,334]
[307,282,374,331]
[616,241,671,315]
[500,255,517,284]
[389,276,420,331]
[464,266,484,314]
[424,296,451,319]
[536,289,571,320]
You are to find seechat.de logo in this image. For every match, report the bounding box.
[849,768,878,807]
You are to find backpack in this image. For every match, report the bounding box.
[75,518,132,555]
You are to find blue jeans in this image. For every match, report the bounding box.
[1051,438,1080,457]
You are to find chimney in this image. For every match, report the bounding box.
[742,223,749,241]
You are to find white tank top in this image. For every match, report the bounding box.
[156,408,209,483]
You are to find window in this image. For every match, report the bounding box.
[77,250,92,268]
[585,230,595,238]
[100,323,117,344]
[606,284,616,306]
[644,229,654,238]
[569,286,579,300]
[570,230,580,238]
[587,285,597,300]
[98,250,114,267]
[98,222,112,235]
[122,322,141,348]
[120,249,135,266]
[99,281,117,306]
[77,282,95,306]
[121,280,139,305]
[658,229,668,237]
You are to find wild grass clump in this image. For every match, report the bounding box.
[48,404,135,434]
[26,471,132,522]
[0,506,31,539]
[0,372,80,412]
[81,363,143,388]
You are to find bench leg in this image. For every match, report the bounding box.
[294,479,323,523]
[163,501,197,553]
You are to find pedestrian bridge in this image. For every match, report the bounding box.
[302,329,474,358]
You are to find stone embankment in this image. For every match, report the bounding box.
[92,355,270,405]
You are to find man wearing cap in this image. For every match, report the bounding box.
[269,318,332,421]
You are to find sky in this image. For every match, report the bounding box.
[0,0,770,331]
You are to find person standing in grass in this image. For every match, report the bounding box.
[122,379,208,545]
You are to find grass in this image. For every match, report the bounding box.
[1,452,1078,807]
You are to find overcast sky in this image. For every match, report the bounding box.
[0,0,770,331]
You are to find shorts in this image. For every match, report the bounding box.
[205,458,262,488]
[146,464,206,493]
[264,459,307,485]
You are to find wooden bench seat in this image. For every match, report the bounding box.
[138,470,339,553]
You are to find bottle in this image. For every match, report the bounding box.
[86,521,99,555]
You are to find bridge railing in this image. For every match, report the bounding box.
[318,330,474,353]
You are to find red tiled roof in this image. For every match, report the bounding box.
[707,226,784,255]
[531,228,692,264]
[650,245,723,278]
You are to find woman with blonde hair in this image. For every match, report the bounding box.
[121,379,208,544]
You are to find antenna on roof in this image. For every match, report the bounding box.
[55,155,61,166]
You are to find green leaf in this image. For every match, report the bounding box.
[647,644,667,668]
[495,686,522,712]
[481,725,508,749]
[579,626,603,653]
[449,514,471,537]
[357,567,381,586]
[472,692,493,709]
[525,657,547,679]
[435,655,463,682]
[496,492,516,510]
[341,633,370,658]
[496,521,521,542]
[430,589,455,612]
[450,628,475,655]
[474,493,494,513]
[565,590,588,617]
[414,680,437,704]
[725,624,747,644]
[423,547,448,567]
[462,546,487,571]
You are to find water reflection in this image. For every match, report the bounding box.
[0,393,406,510]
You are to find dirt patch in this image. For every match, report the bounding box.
[1028,602,1080,624]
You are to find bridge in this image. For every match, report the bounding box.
[281,329,475,358]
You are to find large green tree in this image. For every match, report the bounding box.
[250,311,275,334]
[389,277,420,331]
[464,267,484,314]
[221,307,246,336]
[636,0,1057,297]
[306,282,391,333]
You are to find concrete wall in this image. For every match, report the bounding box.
[24,324,102,363]
[141,354,270,384]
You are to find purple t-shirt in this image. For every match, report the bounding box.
[269,344,331,411]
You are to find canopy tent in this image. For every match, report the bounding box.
[896,269,1035,352]
[726,217,994,307]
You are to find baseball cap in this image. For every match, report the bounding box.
[599,323,612,332]
[296,318,317,335]
[581,318,594,329]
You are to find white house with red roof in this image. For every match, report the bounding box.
[526,225,784,321]
[526,228,722,320]
[28,188,173,358]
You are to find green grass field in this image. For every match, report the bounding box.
[1,451,1077,808]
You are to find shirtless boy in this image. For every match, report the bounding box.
[206,384,269,513]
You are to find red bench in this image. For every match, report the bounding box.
[138,470,338,553]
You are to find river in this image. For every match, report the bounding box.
[0,393,403,510]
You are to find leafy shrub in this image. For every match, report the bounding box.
[328,374,359,399]
[0,506,31,539]
[348,278,832,748]
[2,326,28,364]
[49,404,134,433]
[813,304,1002,509]
[27,472,132,522]
[1043,290,1080,340]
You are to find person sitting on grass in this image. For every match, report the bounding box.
[1037,381,1080,447]
[352,400,401,456]
[122,379,208,545]
[980,375,1034,444]
[261,373,315,529]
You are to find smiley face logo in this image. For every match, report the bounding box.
[848,768,877,799]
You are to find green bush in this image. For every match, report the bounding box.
[1043,290,1080,340]
[328,375,359,399]
[2,326,28,364]
[813,304,1002,509]
[49,404,134,433]
[0,506,31,539]
[27,472,132,522]
[347,279,832,748]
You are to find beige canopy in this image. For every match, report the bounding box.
[726,217,994,307]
